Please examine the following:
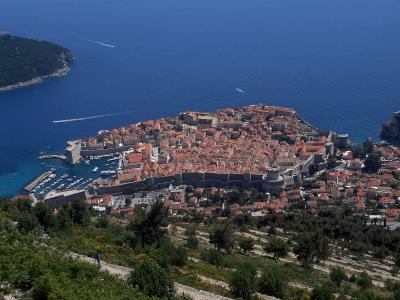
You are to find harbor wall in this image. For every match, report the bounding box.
[80,146,131,157]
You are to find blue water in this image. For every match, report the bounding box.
[1,0,400,196]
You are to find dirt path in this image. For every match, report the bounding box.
[70,253,232,300]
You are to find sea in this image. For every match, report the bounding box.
[1,0,400,197]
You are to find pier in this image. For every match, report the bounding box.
[24,171,54,192]
[38,154,66,160]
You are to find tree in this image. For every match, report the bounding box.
[294,232,330,267]
[364,153,382,173]
[200,248,226,267]
[357,272,372,289]
[185,226,199,249]
[238,237,255,254]
[56,206,73,229]
[96,216,109,228]
[258,266,288,298]
[352,145,364,159]
[32,274,52,300]
[229,263,257,300]
[33,202,55,230]
[363,138,374,155]
[311,282,334,300]
[209,222,234,252]
[330,267,346,287]
[128,200,168,247]
[15,197,33,213]
[268,225,277,236]
[17,212,39,232]
[395,253,400,268]
[128,259,175,299]
[157,238,188,268]
[264,238,289,259]
[69,199,91,226]
[394,286,400,300]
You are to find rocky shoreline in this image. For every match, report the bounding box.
[381,111,400,141]
[0,60,71,93]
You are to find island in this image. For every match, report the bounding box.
[0,34,73,92]
[381,111,400,141]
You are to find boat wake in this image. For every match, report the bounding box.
[235,88,247,94]
[82,38,116,48]
[53,112,125,123]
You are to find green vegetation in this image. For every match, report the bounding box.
[1,196,399,300]
[293,232,330,267]
[330,267,347,287]
[209,222,234,252]
[128,259,175,299]
[185,226,199,249]
[229,263,257,300]
[311,282,335,300]
[257,212,400,258]
[238,236,255,254]
[364,153,382,173]
[0,34,72,89]
[264,237,289,259]
[128,200,168,247]
[259,266,288,298]
[0,219,150,299]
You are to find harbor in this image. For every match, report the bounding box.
[24,170,54,192]
[23,151,122,200]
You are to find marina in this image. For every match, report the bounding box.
[24,170,54,192]
[24,152,121,200]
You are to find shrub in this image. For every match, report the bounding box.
[200,248,227,267]
[128,259,175,299]
[357,272,372,289]
[258,266,288,298]
[364,153,382,173]
[238,237,255,254]
[186,226,199,249]
[96,216,109,228]
[395,253,400,268]
[32,275,52,300]
[33,202,55,230]
[330,267,346,287]
[209,222,234,252]
[17,212,39,232]
[156,238,188,268]
[294,232,329,267]
[264,238,289,259]
[311,281,335,300]
[229,263,257,300]
[394,287,400,300]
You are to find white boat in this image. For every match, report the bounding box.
[92,167,99,172]
[100,170,116,176]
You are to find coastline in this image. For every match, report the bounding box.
[0,60,71,93]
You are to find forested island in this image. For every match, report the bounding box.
[0,34,73,92]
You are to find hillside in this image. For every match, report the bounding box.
[0,34,73,91]
[2,196,400,300]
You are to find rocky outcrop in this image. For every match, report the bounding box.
[381,112,400,141]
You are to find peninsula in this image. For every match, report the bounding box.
[79,104,332,195]
[0,34,73,92]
